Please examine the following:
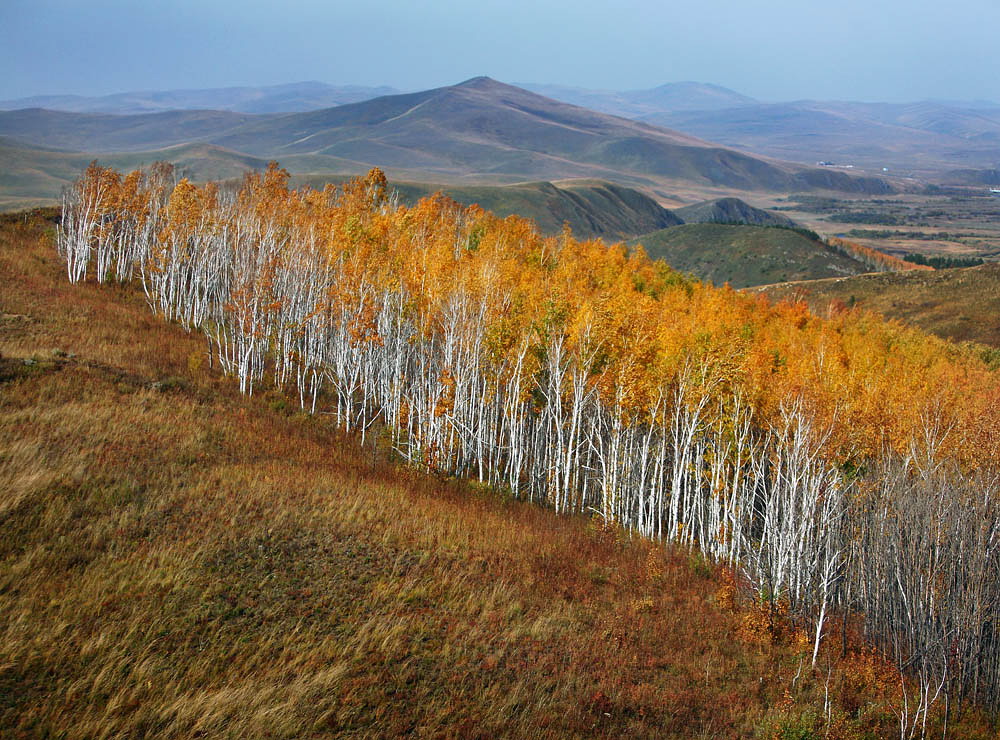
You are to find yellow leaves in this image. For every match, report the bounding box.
[78,161,1000,471]
[165,178,202,235]
[78,161,122,211]
[736,596,796,646]
[434,369,456,418]
[715,571,739,612]
[262,160,290,193]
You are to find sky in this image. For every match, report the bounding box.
[3,0,999,103]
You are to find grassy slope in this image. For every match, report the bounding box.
[0,109,262,153]
[2,213,993,738]
[755,263,1000,349]
[674,197,797,228]
[631,223,870,288]
[389,180,681,239]
[0,141,271,210]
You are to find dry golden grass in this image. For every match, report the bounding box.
[1,210,995,738]
[754,262,1000,351]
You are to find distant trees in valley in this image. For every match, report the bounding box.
[59,162,1000,736]
[903,253,986,269]
[827,236,933,273]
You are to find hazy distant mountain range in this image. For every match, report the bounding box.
[0,80,757,117]
[641,101,1000,173]
[512,84,1000,173]
[498,86,991,175]
[0,82,401,115]
[516,82,758,118]
[3,78,998,183]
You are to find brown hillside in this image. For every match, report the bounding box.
[754,262,1000,349]
[1,211,994,738]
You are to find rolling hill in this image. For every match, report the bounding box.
[754,263,1000,348]
[510,83,1000,172]
[937,167,1000,186]
[0,138,270,210]
[386,179,683,239]
[0,78,895,199]
[673,197,797,227]
[0,136,677,236]
[190,77,826,189]
[8,78,1000,180]
[0,108,266,153]
[2,80,755,118]
[631,223,870,288]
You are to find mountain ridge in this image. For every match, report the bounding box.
[0,81,401,115]
[7,78,999,173]
[0,77,897,201]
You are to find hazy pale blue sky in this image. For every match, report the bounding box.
[3,0,999,102]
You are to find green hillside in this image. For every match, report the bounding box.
[631,223,870,287]
[389,179,682,239]
[674,197,797,227]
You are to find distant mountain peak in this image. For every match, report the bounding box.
[455,76,502,89]
[649,81,713,91]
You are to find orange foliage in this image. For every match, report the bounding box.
[64,164,1000,470]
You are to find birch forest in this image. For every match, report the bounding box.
[58,162,1000,735]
